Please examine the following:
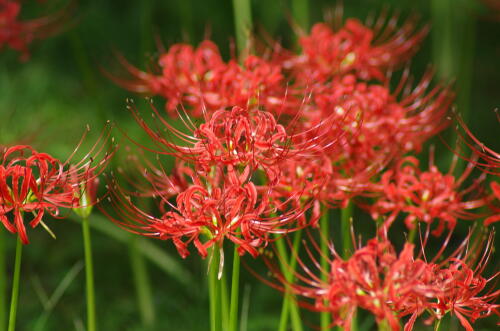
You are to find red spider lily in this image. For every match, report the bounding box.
[105,165,312,260]
[0,0,69,60]
[0,126,114,243]
[109,41,296,118]
[368,154,491,236]
[311,71,452,170]
[125,101,338,184]
[260,231,498,331]
[0,145,75,243]
[425,232,500,331]
[288,14,428,84]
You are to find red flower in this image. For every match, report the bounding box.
[106,165,311,259]
[263,232,499,331]
[0,128,114,243]
[289,16,428,83]
[369,155,492,236]
[110,41,295,118]
[0,145,76,243]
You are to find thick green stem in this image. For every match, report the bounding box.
[291,0,310,31]
[0,228,6,331]
[341,201,354,259]
[377,319,391,331]
[434,318,442,331]
[82,216,96,331]
[340,202,357,331]
[208,246,222,331]
[232,0,253,57]
[431,0,477,173]
[408,226,418,244]
[320,210,330,330]
[220,269,229,330]
[228,247,240,331]
[7,237,22,331]
[129,237,156,328]
[276,232,303,331]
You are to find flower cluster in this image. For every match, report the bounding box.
[267,234,499,331]
[107,102,327,259]
[107,8,499,330]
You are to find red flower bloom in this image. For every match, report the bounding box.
[0,145,76,243]
[289,16,428,83]
[369,155,491,236]
[263,232,498,331]
[110,41,295,118]
[106,165,311,260]
[0,127,114,243]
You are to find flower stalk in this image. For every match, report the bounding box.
[82,215,96,331]
[232,0,253,57]
[276,232,303,331]
[7,237,22,331]
[229,246,240,331]
[0,228,6,331]
[320,210,330,330]
[208,245,222,331]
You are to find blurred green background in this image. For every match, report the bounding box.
[1,0,499,330]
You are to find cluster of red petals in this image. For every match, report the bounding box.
[0,145,76,243]
[289,17,428,83]
[111,104,325,259]
[108,165,312,259]
[113,41,294,118]
[273,236,499,331]
[0,0,65,60]
[0,130,113,243]
[368,156,492,236]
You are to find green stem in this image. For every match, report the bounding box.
[220,269,229,330]
[0,228,6,331]
[340,202,357,331]
[208,246,221,331]
[276,232,303,331]
[434,318,442,331]
[431,0,477,173]
[291,0,310,31]
[377,319,391,331]
[408,226,418,244]
[82,216,96,331]
[7,237,22,331]
[129,237,156,328]
[320,210,330,330]
[232,0,253,57]
[341,201,354,259]
[229,247,240,331]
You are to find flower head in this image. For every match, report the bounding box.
[289,16,428,83]
[110,41,294,118]
[369,155,491,236]
[0,126,114,243]
[263,231,499,331]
